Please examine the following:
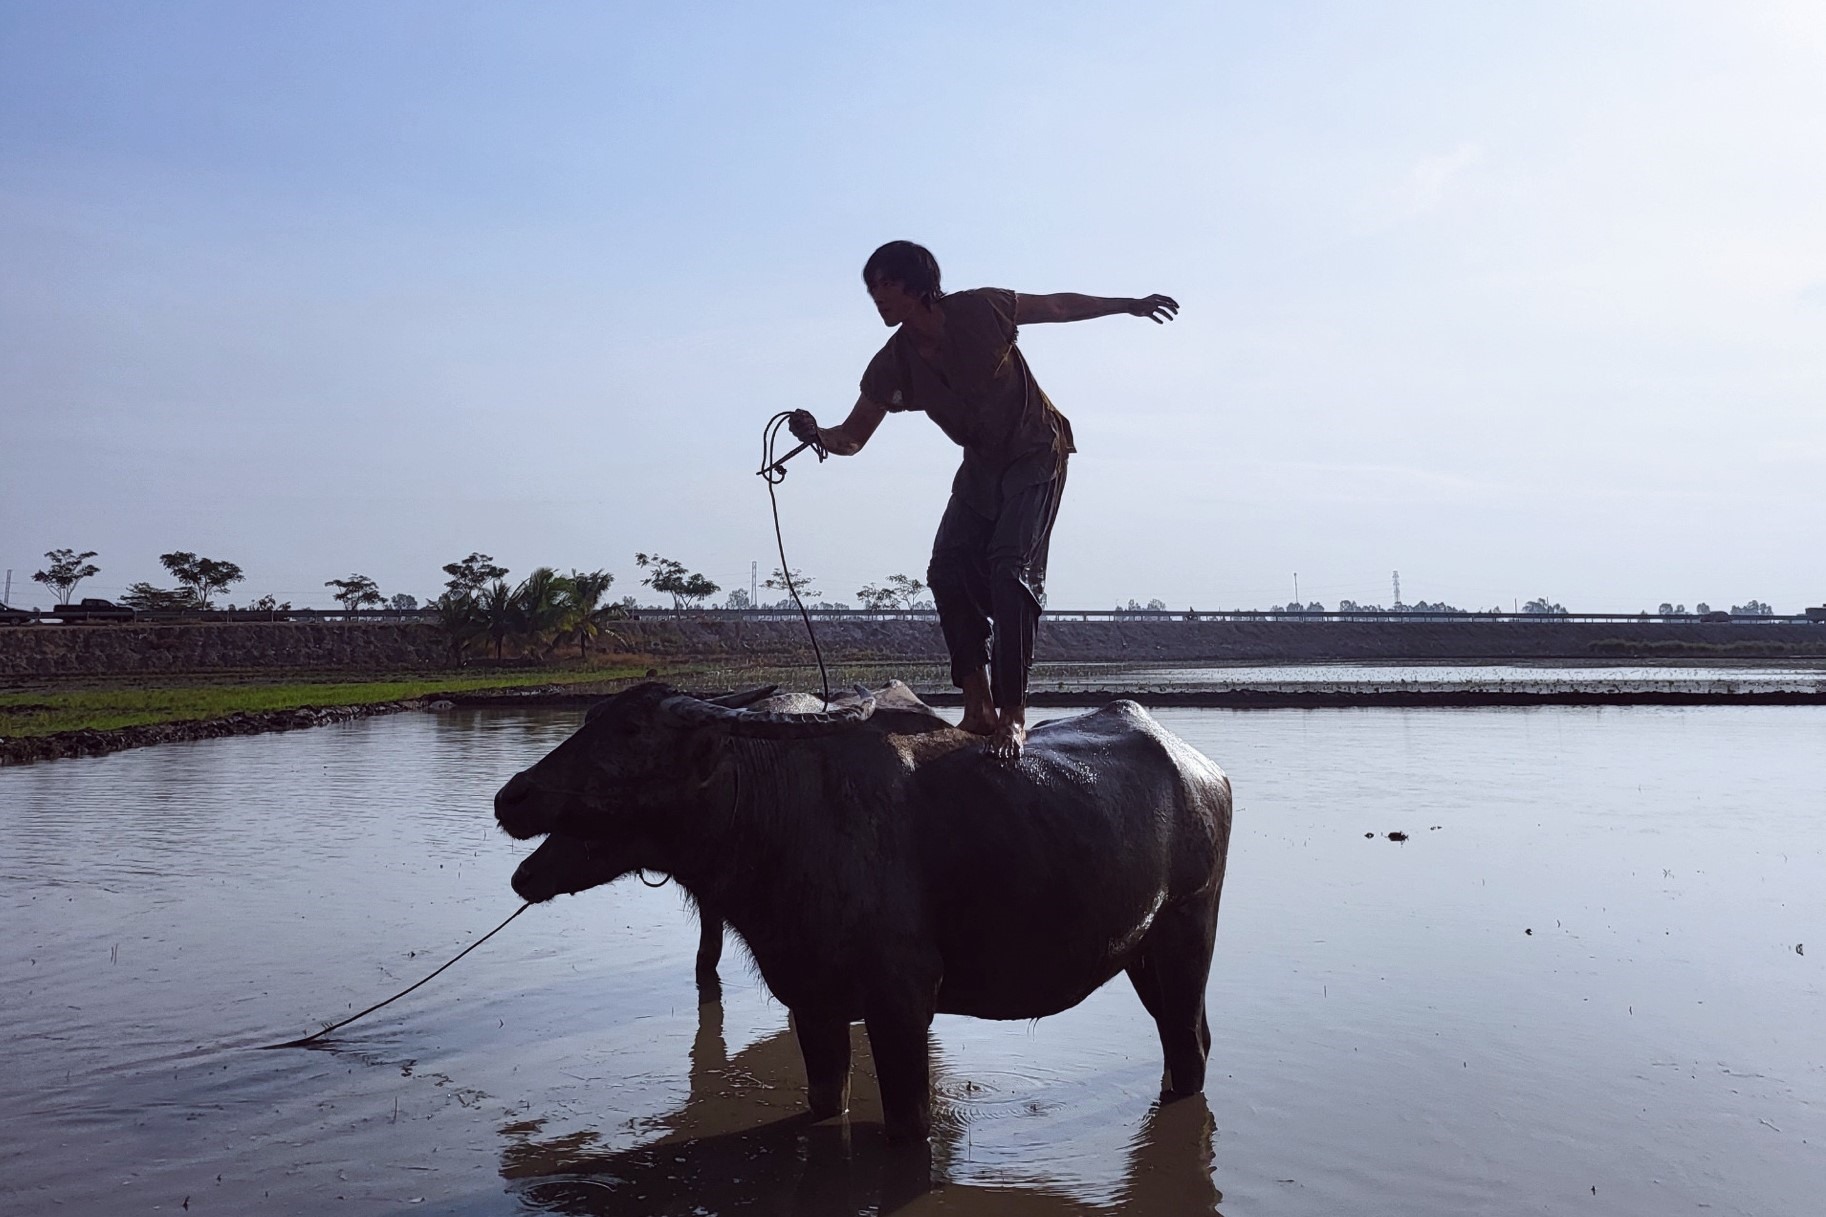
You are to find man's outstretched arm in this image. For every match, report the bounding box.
[789,395,888,456]
[1016,293,1179,325]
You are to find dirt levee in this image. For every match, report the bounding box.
[1,616,1822,678]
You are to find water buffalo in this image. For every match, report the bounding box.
[494,680,1231,1142]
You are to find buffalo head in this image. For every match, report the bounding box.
[494,682,875,898]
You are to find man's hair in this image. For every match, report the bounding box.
[862,241,942,306]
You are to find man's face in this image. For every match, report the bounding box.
[867,277,919,327]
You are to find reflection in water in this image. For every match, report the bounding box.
[499,1002,1223,1216]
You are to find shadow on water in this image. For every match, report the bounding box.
[499,1001,1224,1216]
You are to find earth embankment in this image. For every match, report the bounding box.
[2,616,1823,678]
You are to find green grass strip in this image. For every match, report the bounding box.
[0,668,651,738]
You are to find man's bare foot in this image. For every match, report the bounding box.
[987,715,1027,761]
[959,710,999,735]
[958,668,998,735]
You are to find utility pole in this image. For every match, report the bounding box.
[750,561,757,608]
[2,569,10,603]
[1392,570,1402,608]
[1293,572,1299,605]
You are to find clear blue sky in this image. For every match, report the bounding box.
[4,1,1822,611]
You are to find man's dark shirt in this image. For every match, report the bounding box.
[860,287,1075,517]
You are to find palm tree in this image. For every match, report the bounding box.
[434,592,482,665]
[478,580,517,660]
[563,569,617,658]
[512,567,571,658]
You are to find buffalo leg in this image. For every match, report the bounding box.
[1138,900,1217,1098]
[1125,956,1182,1096]
[864,1003,935,1143]
[694,909,724,1003]
[792,1010,853,1120]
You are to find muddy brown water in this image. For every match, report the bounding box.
[3,705,1823,1215]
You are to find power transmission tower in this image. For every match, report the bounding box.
[1392,570,1402,608]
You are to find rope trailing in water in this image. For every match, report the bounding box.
[259,902,531,1049]
[759,411,832,707]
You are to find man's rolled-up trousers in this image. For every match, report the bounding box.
[926,461,1067,710]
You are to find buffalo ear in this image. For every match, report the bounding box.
[584,700,612,723]
[705,685,778,710]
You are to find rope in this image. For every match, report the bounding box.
[759,411,832,707]
[259,902,532,1049]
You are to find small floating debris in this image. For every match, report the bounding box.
[1387,831,1409,842]
[1796,943,1805,956]
[1525,928,1534,935]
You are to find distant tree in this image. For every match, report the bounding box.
[159,552,244,608]
[32,549,101,605]
[442,552,508,598]
[1146,598,1168,611]
[119,582,200,611]
[478,580,517,659]
[512,567,571,655]
[563,569,618,657]
[723,588,752,610]
[858,573,926,613]
[1306,601,1326,613]
[434,592,483,665]
[1658,602,1675,616]
[1521,597,1568,615]
[325,574,384,612]
[636,552,720,612]
[764,567,821,600]
[250,594,292,613]
[388,593,418,611]
[1695,602,1711,614]
[856,584,899,612]
[1731,600,1774,616]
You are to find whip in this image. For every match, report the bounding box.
[758,412,832,707]
[259,902,531,1049]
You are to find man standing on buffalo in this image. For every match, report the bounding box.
[790,240,1178,759]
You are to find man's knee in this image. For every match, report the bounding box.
[927,552,972,597]
[987,556,1041,609]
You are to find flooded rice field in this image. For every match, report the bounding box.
[1027,662,1826,697]
[3,704,1823,1215]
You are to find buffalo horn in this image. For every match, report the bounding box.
[705,684,779,709]
[658,688,875,739]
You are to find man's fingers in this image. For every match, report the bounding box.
[1140,294,1179,323]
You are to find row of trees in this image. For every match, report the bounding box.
[631,556,932,614]
[32,548,248,610]
[20,547,1793,622]
[434,555,622,661]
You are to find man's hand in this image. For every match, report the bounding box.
[788,410,822,447]
[1128,294,1180,324]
